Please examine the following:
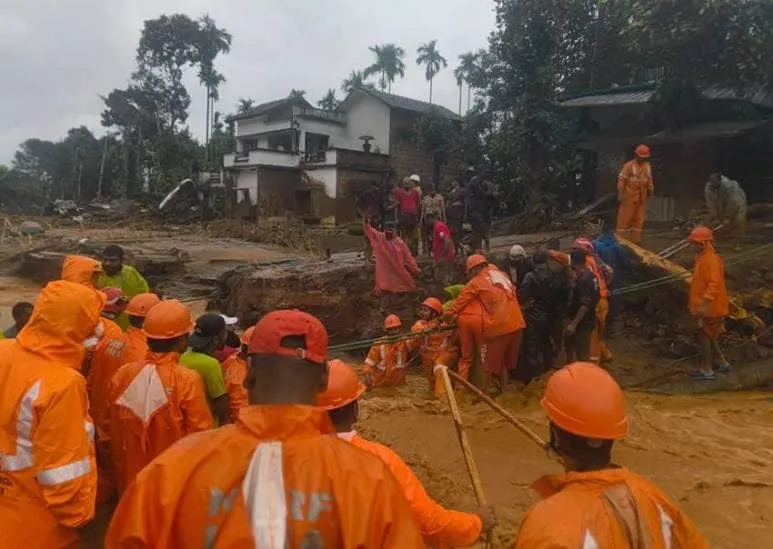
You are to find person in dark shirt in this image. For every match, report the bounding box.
[446,177,466,253]
[565,249,599,362]
[3,301,34,339]
[465,175,497,252]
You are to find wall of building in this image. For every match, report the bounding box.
[237,116,292,137]
[343,94,391,154]
[305,166,337,199]
[235,169,258,204]
[256,167,300,217]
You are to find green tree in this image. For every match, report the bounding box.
[413,108,456,186]
[341,70,375,94]
[456,52,478,114]
[237,98,255,113]
[416,40,448,103]
[288,89,306,100]
[317,89,339,111]
[364,43,406,93]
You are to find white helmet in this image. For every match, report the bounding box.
[409,174,420,183]
[509,244,527,259]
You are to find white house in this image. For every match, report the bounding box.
[223,88,461,224]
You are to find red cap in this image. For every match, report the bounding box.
[249,310,328,365]
[102,287,125,314]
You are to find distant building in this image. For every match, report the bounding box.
[223,88,462,224]
[560,82,773,220]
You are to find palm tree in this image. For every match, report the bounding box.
[341,70,375,94]
[457,52,477,113]
[453,66,464,115]
[288,89,306,101]
[237,98,255,113]
[318,89,339,111]
[416,40,448,103]
[364,43,406,93]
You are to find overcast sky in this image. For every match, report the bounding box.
[0,0,496,163]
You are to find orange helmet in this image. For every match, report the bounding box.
[384,314,402,329]
[635,144,651,158]
[465,254,488,272]
[421,297,443,315]
[142,300,193,340]
[126,292,161,317]
[688,226,713,244]
[316,359,366,410]
[541,362,629,440]
[240,326,255,346]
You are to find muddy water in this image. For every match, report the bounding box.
[360,374,773,548]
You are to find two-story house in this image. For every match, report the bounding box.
[223,87,461,224]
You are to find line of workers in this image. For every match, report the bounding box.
[0,231,723,547]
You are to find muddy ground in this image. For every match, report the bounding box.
[1,221,771,548]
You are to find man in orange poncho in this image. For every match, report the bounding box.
[688,226,731,381]
[515,362,708,548]
[0,281,104,548]
[220,326,252,422]
[319,359,496,547]
[121,292,161,363]
[446,255,525,395]
[410,297,459,398]
[617,144,654,243]
[105,310,423,548]
[363,314,409,388]
[573,238,614,364]
[108,300,213,494]
[364,218,421,294]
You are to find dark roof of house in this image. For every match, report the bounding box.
[340,88,462,120]
[228,97,314,121]
[560,82,773,109]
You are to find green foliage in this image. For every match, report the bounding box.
[364,44,406,93]
[288,89,306,101]
[341,70,375,94]
[413,108,456,186]
[317,89,339,111]
[237,98,255,113]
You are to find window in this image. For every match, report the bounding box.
[241,139,259,151]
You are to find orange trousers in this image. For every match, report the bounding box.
[483,330,523,375]
[617,200,646,242]
[423,350,459,398]
[457,317,484,381]
[590,297,611,363]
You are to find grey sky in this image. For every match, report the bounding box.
[0,0,495,163]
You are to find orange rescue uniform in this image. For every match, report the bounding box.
[61,255,101,286]
[689,245,729,340]
[221,353,249,422]
[341,431,482,547]
[411,318,459,397]
[586,255,612,363]
[120,325,148,364]
[515,467,708,548]
[0,281,102,549]
[363,338,410,387]
[617,159,654,243]
[105,406,424,548]
[108,351,213,494]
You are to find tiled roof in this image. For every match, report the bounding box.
[345,88,462,120]
[228,97,314,121]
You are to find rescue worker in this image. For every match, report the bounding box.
[518,252,563,383]
[688,227,731,381]
[515,362,708,547]
[108,300,213,494]
[410,297,459,398]
[220,326,253,422]
[96,245,150,330]
[105,309,424,548]
[319,359,496,546]
[574,238,614,363]
[363,218,421,294]
[705,172,747,251]
[61,254,102,287]
[545,239,573,366]
[565,250,599,362]
[446,255,525,395]
[2,301,34,338]
[593,221,630,332]
[507,244,535,288]
[180,313,231,425]
[121,292,161,363]
[0,281,103,548]
[617,144,654,243]
[363,314,409,388]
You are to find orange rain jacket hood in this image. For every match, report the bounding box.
[515,467,708,548]
[0,281,104,548]
[341,431,482,547]
[106,405,423,548]
[108,352,213,494]
[61,255,101,286]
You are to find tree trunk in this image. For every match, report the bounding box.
[458,83,463,115]
[205,86,211,164]
[97,135,108,199]
[429,77,433,103]
[76,161,82,201]
[467,85,471,113]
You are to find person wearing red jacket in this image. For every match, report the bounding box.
[515,362,708,547]
[106,310,423,548]
[319,359,496,547]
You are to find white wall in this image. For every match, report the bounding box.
[225,150,299,169]
[237,116,293,137]
[235,169,258,204]
[341,93,391,154]
[305,167,337,198]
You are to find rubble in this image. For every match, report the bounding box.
[19,221,46,235]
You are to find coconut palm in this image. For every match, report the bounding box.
[341,70,375,94]
[364,43,406,93]
[457,52,477,113]
[318,89,339,111]
[453,66,464,115]
[236,98,255,113]
[288,89,306,101]
[416,40,448,103]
